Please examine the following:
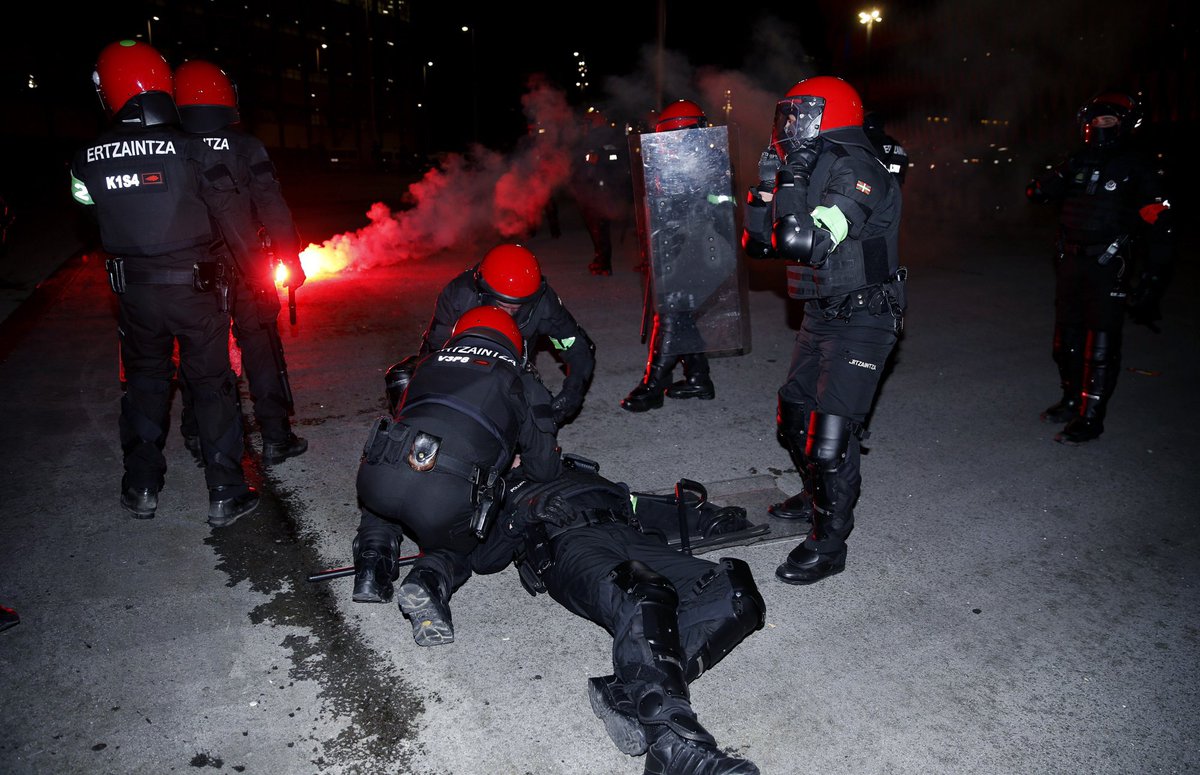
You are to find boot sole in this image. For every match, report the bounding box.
[397,583,454,646]
[665,391,715,400]
[587,678,647,756]
[775,560,846,585]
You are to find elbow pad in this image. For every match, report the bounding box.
[771,213,816,262]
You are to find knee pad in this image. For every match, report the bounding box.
[611,560,682,664]
[720,557,765,632]
[804,412,852,473]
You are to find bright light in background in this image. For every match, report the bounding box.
[858,8,882,24]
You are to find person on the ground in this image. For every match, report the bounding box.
[173,58,308,466]
[352,305,562,645]
[742,75,906,585]
[415,243,595,426]
[426,456,765,774]
[1025,90,1174,445]
[70,39,262,526]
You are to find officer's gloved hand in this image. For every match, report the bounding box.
[783,137,823,185]
[758,146,781,193]
[550,389,582,425]
[283,257,307,289]
[530,493,574,527]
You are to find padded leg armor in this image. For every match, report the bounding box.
[1042,324,1086,423]
[776,412,854,585]
[351,527,401,604]
[768,396,813,521]
[666,353,715,401]
[1056,329,1121,445]
[622,320,678,413]
[597,560,759,774]
[684,558,766,683]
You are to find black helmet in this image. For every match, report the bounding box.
[1077,91,1141,149]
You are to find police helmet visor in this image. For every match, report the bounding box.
[772,96,825,161]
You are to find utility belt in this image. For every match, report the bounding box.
[815,268,907,331]
[105,257,236,312]
[1060,237,1127,266]
[362,416,505,541]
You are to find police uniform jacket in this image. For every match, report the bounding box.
[779,126,904,312]
[419,269,596,400]
[398,330,561,483]
[71,122,261,274]
[185,125,301,282]
[1030,145,1171,267]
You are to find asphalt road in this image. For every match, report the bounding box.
[0,168,1197,775]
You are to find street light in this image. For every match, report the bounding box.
[857,8,882,98]
[462,26,478,143]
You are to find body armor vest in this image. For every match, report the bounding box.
[74,126,214,261]
[786,143,902,300]
[1059,151,1143,247]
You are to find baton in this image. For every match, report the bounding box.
[306,552,423,583]
[288,285,297,325]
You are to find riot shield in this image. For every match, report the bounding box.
[629,125,749,357]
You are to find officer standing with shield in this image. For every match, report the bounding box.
[622,100,749,413]
[71,40,262,527]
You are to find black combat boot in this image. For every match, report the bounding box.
[776,413,853,585]
[263,432,308,465]
[621,354,676,413]
[1041,324,1085,424]
[589,257,613,276]
[666,354,715,401]
[352,533,401,603]
[1056,329,1120,446]
[767,398,812,521]
[207,485,260,528]
[397,568,454,646]
[642,723,760,775]
[587,675,646,756]
[120,481,158,519]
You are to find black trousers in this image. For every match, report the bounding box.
[778,310,898,546]
[541,523,741,697]
[181,277,293,443]
[117,284,245,491]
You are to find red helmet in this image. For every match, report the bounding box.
[174,59,240,131]
[451,305,524,359]
[772,76,864,160]
[93,39,174,117]
[656,100,707,132]
[475,244,543,305]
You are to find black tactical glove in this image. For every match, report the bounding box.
[529,493,574,527]
[782,136,823,185]
[283,256,306,289]
[758,146,781,191]
[550,388,582,425]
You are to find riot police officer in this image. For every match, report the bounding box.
[417,243,595,426]
[742,76,906,585]
[353,306,561,645]
[621,100,727,412]
[1026,91,1173,445]
[863,110,909,186]
[173,59,308,466]
[465,460,764,774]
[571,108,632,276]
[70,40,261,526]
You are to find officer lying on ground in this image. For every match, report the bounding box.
[375,456,766,775]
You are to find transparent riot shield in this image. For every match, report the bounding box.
[629,125,750,357]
